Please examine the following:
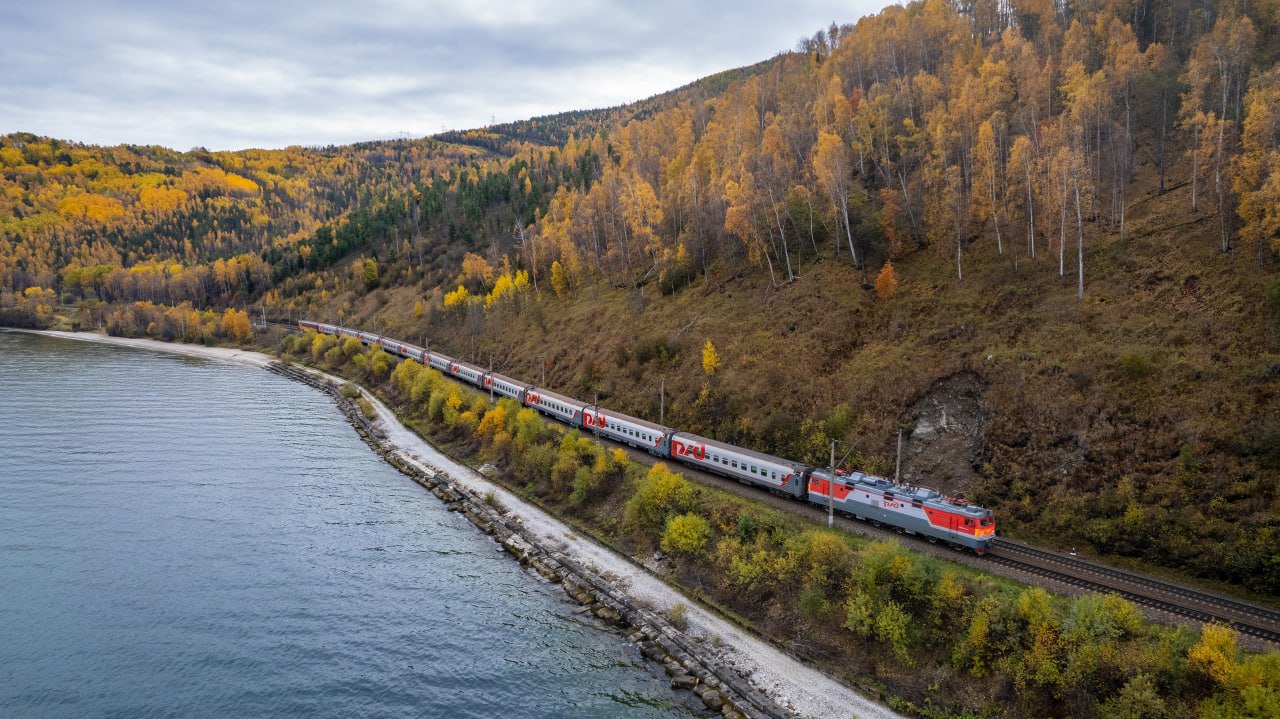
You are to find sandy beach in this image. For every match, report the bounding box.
[30,330,902,719]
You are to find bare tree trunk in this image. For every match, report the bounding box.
[1213,112,1229,252]
[1190,123,1200,212]
[1025,163,1035,259]
[760,231,778,289]
[897,169,920,240]
[805,193,818,256]
[517,222,537,293]
[767,188,795,282]
[1059,191,1067,279]
[1157,91,1169,195]
[989,167,1003,255]
[589,222,605,278]
[1075,180,1085,301]
[840,201,867,283]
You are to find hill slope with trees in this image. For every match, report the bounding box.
[2,0,1278,600]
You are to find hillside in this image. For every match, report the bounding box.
[2,0,1278,601]
[0,134,495,315]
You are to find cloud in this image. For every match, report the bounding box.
[1,0,895,150]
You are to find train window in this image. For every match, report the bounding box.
[731,460,738,469]
[964,519,974,527]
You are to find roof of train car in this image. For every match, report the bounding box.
[526,386,588,408]
[487,371,528,388]
[447,358,487,375]
[586,405,669,434]
[670,431,806,470]
[818,469,991,516]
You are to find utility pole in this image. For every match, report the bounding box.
[541,355,546,385]
[660,377,665,425]
[489,355,494,402]
[828,439,836,528]
[895,428,903,483]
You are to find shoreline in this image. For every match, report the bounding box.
[24,330,902,719]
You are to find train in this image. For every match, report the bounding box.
[298,320,997,553]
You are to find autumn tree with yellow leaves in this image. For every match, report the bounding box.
[701,340,720,376]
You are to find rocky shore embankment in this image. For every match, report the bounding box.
[267,361,792,719]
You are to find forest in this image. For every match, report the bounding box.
[2,0,1278,604]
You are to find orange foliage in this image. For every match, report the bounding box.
[138,185,188,215]
[875,261,898,299]
[57,193,126,223]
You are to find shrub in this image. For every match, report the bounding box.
[791,530,856,592]
[513,407,543,450]
[624,463,698,533]
[1117,351,1152,379]
[427,388,446,421]
[800,587,833,620]
[311,332,337,360]
[477,404,508,438]
[714,536,793,592]
[667,602,688,630]
[570,466,598,504]
[662,513,712,556]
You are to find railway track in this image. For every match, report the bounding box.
[275,325,1280,649]
[988,539,1280,645]
[526,430,1280,648]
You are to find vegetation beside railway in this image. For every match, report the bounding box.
[280,328,1280,719]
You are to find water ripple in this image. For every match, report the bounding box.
[0,332,703,719]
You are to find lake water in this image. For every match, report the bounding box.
[0,331,705,718]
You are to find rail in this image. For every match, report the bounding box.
[988,538,1280,645]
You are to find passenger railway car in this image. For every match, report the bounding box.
[583,405,670,455]
[668,432,807,499]
[524,386,585,426]
[425,351,452,373]
[483,372,528,402]
[446,359,486,386]
[296,320,996,553]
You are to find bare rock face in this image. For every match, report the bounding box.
[900,371,989,497]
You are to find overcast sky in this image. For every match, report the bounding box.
[2,1,897,151]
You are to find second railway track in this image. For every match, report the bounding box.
[988,538,1280,645]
